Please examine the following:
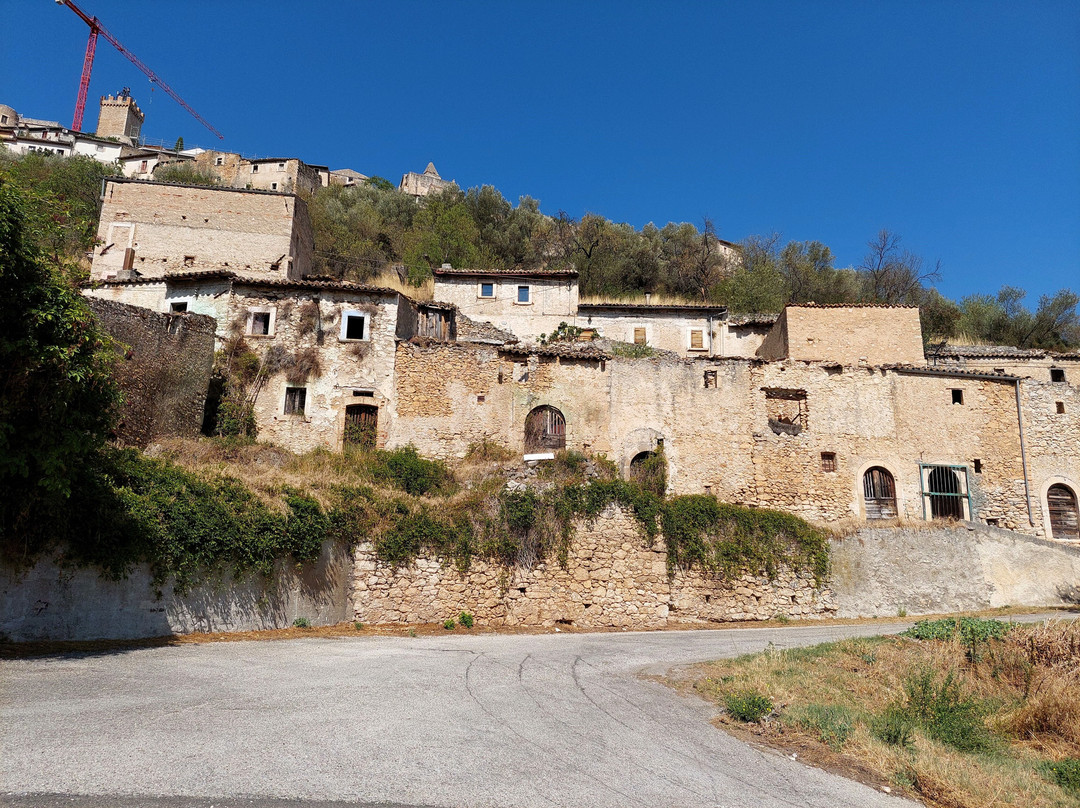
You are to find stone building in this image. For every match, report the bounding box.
[399,162,452,199]
[83,182,1080,546]
[91,179,315,281]
[95,93,144,145]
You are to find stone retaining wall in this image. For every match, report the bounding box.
[351,505,835,627]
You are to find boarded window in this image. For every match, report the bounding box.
[417,307,452,340]
[250,311,271,336]
[344,404,377,449]
[524,405,566,452]
[1051,368,1066,383]
[689,329,704,350]
[821,452,837,472]
[1048,484,1079,540]
[704,370,717,388]
[633,327,646,345]
[764,388,808,435]
[863,467,897,519]
[284,387,306,416]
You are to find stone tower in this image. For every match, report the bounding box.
[95,92,144,144]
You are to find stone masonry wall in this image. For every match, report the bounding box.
[351,505,835,627]
[92,180,312,281]
[88,298,215,446]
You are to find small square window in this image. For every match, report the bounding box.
[250,311,271,336]
[271,182,278,190]
[633,327,646,345]
[689,329,704,350]
[183,255,195,267]
[479,282,494,298]
[252,164,259,173]
[517,285,530,304]
[1051,368,1066,383]
[284,387,306,416]
[215,157,223,166]
[477,394,485,404]
[278,162,285,169]
[169,301,188,313]
[340,310,368,341]
[951,389,964,405]
[1057,401,1066,414]
[820,452,837,472]
[704,370,717,388]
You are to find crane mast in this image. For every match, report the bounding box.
[57,0,223,140]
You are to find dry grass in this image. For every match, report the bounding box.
[677,620,1080,808]
[369,270,434,301]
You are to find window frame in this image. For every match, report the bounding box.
[515,285,532,305]
[687,328,707,352]
[284,386,307,416]
[339,309,371,342]
[246,306,275,338]
[478,281,495,299]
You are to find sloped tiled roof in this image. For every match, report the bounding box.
[926,345,1048,359]
[455,313,517,344]
[578,302,727,314]
[788,302,919,309]
[90,270,399,296]
[434,266,578,279]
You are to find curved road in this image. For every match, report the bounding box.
[1,620,980,807]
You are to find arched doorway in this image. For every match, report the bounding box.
[629,450,666,495]
[863,467,897,519]
[928,466,964,520]
[1048,484,1079,540]
[524,405,565,452]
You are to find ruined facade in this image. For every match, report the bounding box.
[83,182,1080,547]
[399,162,452,198]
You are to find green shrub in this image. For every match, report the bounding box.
[458,612,474,628]
[724,689,773,722]
[874,703,916,748]
[354,621,364,631]
[662,498,830,583]
[366,446,454,496]
[610,340,655,358]
[443,618,456,630]
[292,617,311,628]
[1038,758,1080,794]
[902,617,1012,644]
[792,703,855,749]
[902,668,995,752]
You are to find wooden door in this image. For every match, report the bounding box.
[863,467,897,520]
[1048,485,1079,540]
[344,404,377,449]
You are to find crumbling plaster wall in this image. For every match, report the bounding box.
[237,289,402,453]
[92,181,312,281]
[352,505,835,627]
[431,275,578,341]
[576,309,721,356]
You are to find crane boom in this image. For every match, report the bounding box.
[58,0,223,140]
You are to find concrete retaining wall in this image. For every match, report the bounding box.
[0,541,351,642]
[831,523,1080,618]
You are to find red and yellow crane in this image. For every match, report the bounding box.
[56,0,223,139]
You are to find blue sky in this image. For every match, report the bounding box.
[4,0,1078,303]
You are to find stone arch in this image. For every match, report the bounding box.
[524,405,566,452]
[862,465,898,520]
[620,427,664,477]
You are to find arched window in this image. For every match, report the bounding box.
[863,467,897,519]
[524,405,565,452]
[1048,484,1079,541]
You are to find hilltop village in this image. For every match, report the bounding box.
[5,94,1079,547]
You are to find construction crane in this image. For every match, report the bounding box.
[56,0,223,139]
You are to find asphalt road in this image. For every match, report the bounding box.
[1,618,1018,808]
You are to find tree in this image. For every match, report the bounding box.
[0,178,120,552]
[174,136,184,150]
[858,229,941,305]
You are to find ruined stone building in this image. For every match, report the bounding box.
[399,162,452,199]
[84,181,1080,545]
